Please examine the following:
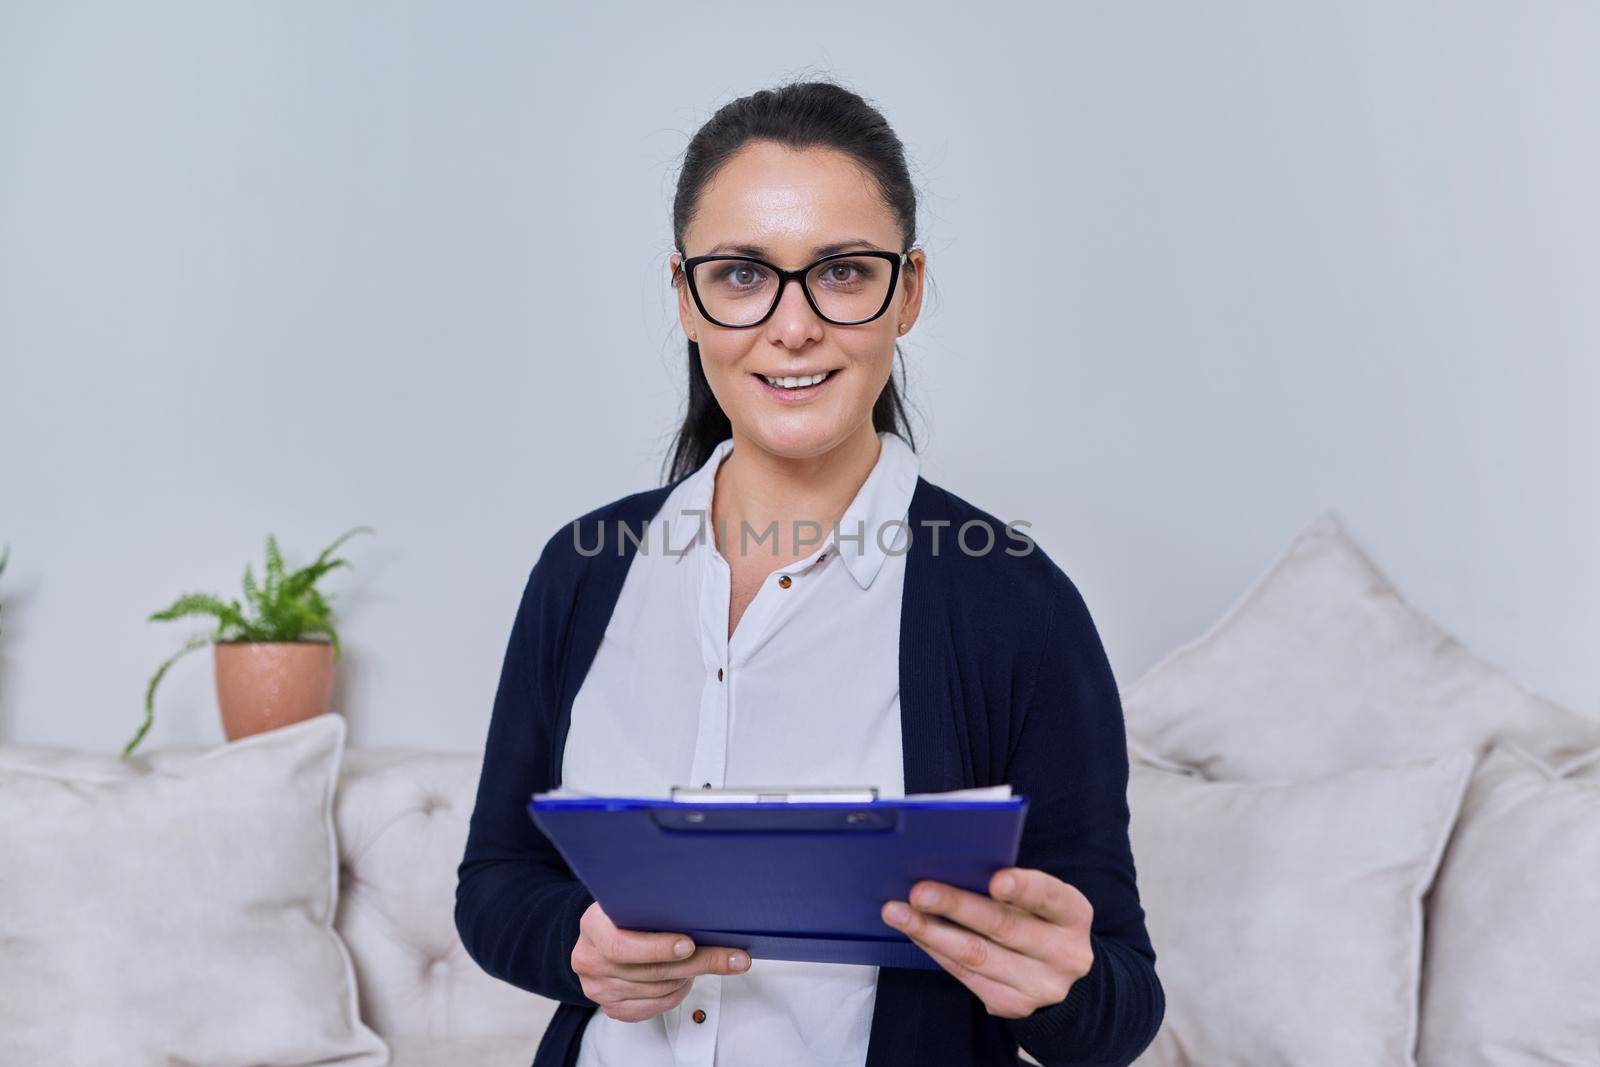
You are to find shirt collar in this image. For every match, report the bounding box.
[664,431,920,591]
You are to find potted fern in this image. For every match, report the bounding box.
[125,525,374,757]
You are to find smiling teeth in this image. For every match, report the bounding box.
[763,371,830,389]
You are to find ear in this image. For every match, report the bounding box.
[897,248,926,333]
[671,253,699,342]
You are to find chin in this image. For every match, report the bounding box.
[734,414,869,461]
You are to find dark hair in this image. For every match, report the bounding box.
[661,78,923,485]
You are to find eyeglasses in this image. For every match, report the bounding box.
[679,249,908,328]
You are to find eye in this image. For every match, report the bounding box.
[712,262,771,290]
[812,257,881,292]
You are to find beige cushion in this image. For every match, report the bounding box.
[1127,749,1475,1066]
[1417,742,1600,1066]
[0,737,563,1057]
[1122,510,1600,780]
[0,714,388,1067]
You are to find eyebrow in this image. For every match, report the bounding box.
[701,238,892,259]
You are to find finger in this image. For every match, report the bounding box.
[889,903,1075,1012]
[607,944,751,982]
[988,868,1093,929]
[882,899,1038,992]
[592,972,690,1001]
[578,904,752,977]
[905,879,1059,960]
[598,921,704,966]
[908,933,1042,1020]
[601,980,695,1023]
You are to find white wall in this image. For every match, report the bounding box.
[2,1,1594,751]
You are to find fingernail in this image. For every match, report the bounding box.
[730,952,748,970]
[674,940,693,957]
[995,874,1015,896]
[885,902,909,922]
[914,886,938,907]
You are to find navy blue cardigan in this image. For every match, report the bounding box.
[455,472,1164,1067]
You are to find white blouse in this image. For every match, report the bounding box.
[561,430,921,1067]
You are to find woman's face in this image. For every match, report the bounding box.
[673,141,925,462]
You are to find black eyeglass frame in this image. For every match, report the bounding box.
[678,249,909,328]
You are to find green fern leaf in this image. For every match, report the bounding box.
[264,534,284,605]
[242,563,262,617]
[147,594,235,629]
[125,632,212,758]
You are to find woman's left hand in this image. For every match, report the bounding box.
[881,867,1094,1020]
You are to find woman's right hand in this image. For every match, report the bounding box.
[572,900,752,1022]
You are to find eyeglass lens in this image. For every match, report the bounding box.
[691,256,893,326]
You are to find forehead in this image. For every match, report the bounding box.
[685,141,900,259]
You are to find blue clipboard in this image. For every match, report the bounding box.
[527,787,1028,969]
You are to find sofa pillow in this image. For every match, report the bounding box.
[1417,742,1600,1066]
[0,713,389,1067]
[1126,749,1475,1066]
[1121,510,1600,780]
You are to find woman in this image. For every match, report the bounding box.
[455,80,1164,1067]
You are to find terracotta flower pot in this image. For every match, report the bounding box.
[214,640,336,742]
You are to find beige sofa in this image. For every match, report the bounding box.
[3,509,1595,1066]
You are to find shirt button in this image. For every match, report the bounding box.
[692,1009,707,1024]
[702,782,712,789]
[717,667,723,681]
[777,575,792,588]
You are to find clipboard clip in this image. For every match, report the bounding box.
[669,785,881,804]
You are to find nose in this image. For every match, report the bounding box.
[767,273,825,340]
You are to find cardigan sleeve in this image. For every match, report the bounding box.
[454,534,599,1006]
[1002,572,1165,1066]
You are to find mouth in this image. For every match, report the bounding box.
[751,368,840,401]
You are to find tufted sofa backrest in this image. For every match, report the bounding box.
[333,748,561,1043]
